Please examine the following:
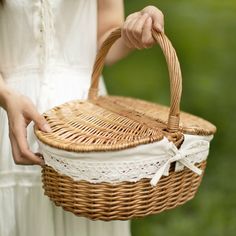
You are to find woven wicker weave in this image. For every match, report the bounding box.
[35,28,216,221]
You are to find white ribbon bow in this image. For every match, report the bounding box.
[150,140,210,186]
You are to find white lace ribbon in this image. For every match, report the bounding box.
[150,140,209,186]
[37,135,212,185]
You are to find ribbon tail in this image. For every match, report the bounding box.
[178,159,203,175]
[175,161,185,172]
[150,162,170,187]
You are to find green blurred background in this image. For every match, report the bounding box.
[103,0,236,235]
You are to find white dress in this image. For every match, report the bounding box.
[0,1,131,235]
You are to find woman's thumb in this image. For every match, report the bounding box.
[34,114,52,133]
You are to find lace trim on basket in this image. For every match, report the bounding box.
[39,136,211,186]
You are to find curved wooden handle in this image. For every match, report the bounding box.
[88,28,182,132]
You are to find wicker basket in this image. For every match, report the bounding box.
[34,28,216,221]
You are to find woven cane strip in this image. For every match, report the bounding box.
[88,29,122,100]
[152,32,182,132]
[88,28,182,133]
[91,96,182,144]
[35,100,163,151]
[103,96,216,135]
[42,161,206,221]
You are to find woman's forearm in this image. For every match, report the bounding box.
[98,29,134,65]
[97,0,130,65]
[0,74,12,110]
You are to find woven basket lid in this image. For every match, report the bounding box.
[34,29,216,152]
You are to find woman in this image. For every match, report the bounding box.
[0,1,164,235]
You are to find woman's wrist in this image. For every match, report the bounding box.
[0,84,15,110]
[105,36,135,65]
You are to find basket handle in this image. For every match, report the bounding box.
[88,28,182,132]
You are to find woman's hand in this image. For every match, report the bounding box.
[121,6,164,49]
[98,3,164,64]
[1,88,51,166]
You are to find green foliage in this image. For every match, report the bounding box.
[103,0,236,235]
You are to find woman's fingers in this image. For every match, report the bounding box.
[9,131,40,165]
[122,6,164,49]
[122,14,138,48]
[141,17,153,48]
[151,10,164,33]
[131,13,150,46]
[23,98,52,133]
[125,18,142,49]
[9,120,44,166]
[123,13,152,49]
[123,14,154,49]
[142,6,164,33]
[32,112,51,133]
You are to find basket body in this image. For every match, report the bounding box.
[37,96,214,221]
[42,162,206,221]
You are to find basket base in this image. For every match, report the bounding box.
[42,161,206,221]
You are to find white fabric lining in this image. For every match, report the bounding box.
[38,134,213,185]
